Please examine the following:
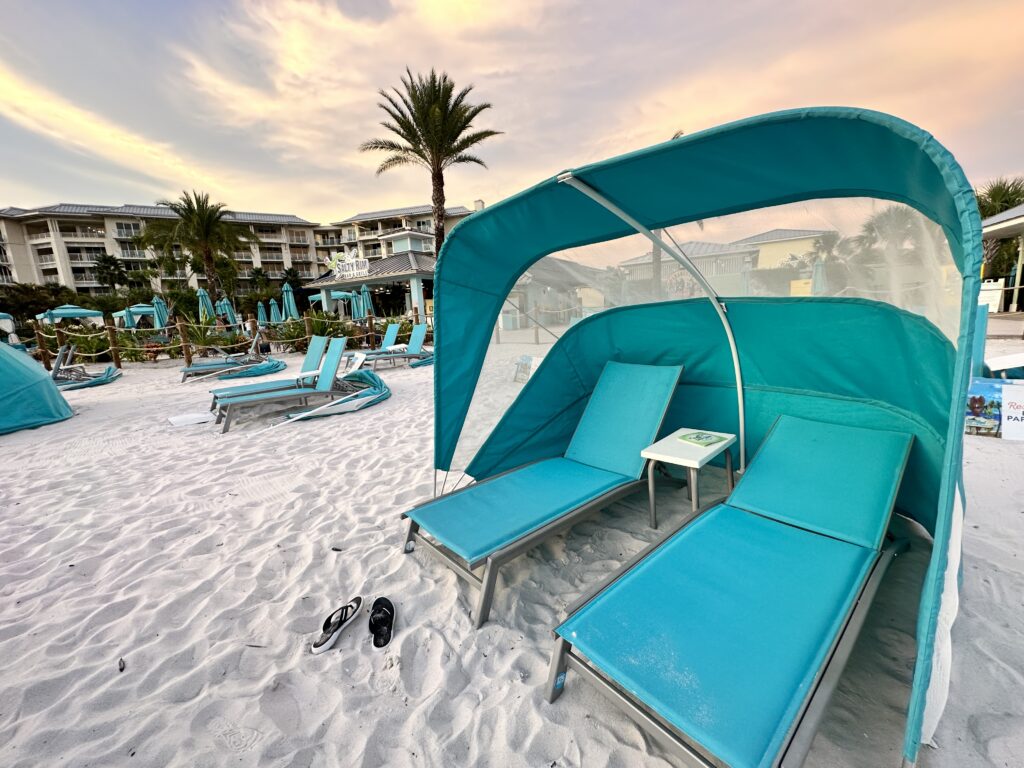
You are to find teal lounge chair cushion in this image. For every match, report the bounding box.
[407,458,633,564]
[728,416,912,549]
[564,361,682,479]
[557,504,875,768]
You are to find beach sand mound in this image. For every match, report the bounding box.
[0,351,1021,767]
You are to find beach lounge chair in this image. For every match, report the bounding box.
[366,324,431,369]
[180,334,267,382]
[403,360,683,627]
[215,337,348,433]
[373,323,400,351]
[545,415,913,768]
[208,335,328,409]
[51,344,123,389]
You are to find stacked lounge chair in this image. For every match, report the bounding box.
[403,361,683,627]
[365,324,432,369]
[208,335,328,410]
[215,337,348,433]
[545,415,914,768]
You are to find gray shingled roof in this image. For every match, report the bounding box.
[333,205,472,225]
[730,228,830,245]
[0,202,313,225]
[620,241,757,265]
[304,252,437,289]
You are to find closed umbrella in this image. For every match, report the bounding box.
[360,284,374,317]
[152,296,169,329]
[257,301,268,327]
[282,283,300,320]
[196,288,216,323]
[270,298,283,325]
[811,259,829,296]
[222,299,238,326]
[121,307,137,329]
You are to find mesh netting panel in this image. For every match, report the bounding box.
[445,198,962,480]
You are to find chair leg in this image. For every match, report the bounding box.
[473,559,499,628]
[545,636,571,703]
[221,407,233,434]
[647,460,658,529]
[403,520,419,553]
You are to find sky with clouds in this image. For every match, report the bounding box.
[1,0,1022,224]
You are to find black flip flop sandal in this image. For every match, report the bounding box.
[368,597,395,650]
[311,597,362,654]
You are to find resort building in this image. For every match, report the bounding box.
[306,202,480,318]
[620,228,832,295]
[0,204,318,295]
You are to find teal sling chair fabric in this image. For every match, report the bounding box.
[429,107,982,764]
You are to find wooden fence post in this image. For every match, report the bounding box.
[367,314,376,348]
[303,312,313,344]
[34,324,52,371]
[55,326,67,348]
[105,325,122,369]
[177,321,192,366]
[248,316,258,337]
[494,322,501,345]
[413,307,420,324]
[533,321,540,345]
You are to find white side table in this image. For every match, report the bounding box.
[641,428,736,527]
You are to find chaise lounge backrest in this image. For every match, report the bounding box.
[564,360,683,479]
[314,337,349,392]
[728,415,913,549]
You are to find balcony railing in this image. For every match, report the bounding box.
[120,250,149,260]
[28,232,52,241]
[316,237,346,246]
[259,253,285,261]
[0,273,13,285]
[37,256,57,265]
[288,236,309,244]
[68,253,102,263]
[43,276,62,285]
[61,229,106,240]
[115,230,141,239]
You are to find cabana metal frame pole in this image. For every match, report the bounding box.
[557,172,747,470]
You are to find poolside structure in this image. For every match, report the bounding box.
[418,108,982,766]
[980,203,1024,314]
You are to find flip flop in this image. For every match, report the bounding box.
[311,597,362,654]
[368,597,395,650]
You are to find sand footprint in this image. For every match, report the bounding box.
[207,716,263,753]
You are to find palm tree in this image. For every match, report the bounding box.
[360,68,501,254]
[136,191,254,297]
[977,176,1024,277]
[94,253,129,293]
[250,267,270,292]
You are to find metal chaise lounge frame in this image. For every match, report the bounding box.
[544,414,915,768]
[368,323,431,369]
[215,336,348,433]
[208,335,328,410]
[402,360,683,628]
[181,333,266,382]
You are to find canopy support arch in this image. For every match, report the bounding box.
[557,171,748,470]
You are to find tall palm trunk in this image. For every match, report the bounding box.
[432,169,446,254]
[201,246,221,296]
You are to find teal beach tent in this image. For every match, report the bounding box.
[256,301,268,326]
[152,296,169,329]
[35,304,104,323]
[269,298,283,324]
[0,342,73,434]
[430,108,981,764]
[113,303,156,328]
[282,283,301,320]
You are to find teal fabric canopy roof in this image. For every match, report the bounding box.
[35,304,104,323]
[0,342,72,434]
[431,107,982,766]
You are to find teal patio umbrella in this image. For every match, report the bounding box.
[360,284,374,317]
[282,283,300,320]
[152,296,169,329]
[119,307,137,329]
[222,299,238,326]
[196,288,216,323]
[257,301,268,326]
[269,298,283,324]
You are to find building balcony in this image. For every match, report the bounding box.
[288,236,309,245]
[119,250,149,260]
[36,257,57,266]
[0,273,13,285]
[68,253,101,264]
[43,275,62,285]
[27,232,52,241]
[315,237,346,247]
[61,229,106,240]
[258,254,285,262]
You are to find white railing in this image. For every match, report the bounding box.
[288,236,308,244]
[28,232,52,241]
[114,228,141,239]
[61,229,106,239]
[37,256,57,265]
[67,253,101,263]
[0,273,13,285]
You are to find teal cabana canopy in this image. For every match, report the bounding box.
[35,304,104,324]
[432,107,981,765]
[0,341,73,434]
[113,303,156,328]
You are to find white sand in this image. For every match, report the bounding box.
[1,345,1022,767]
